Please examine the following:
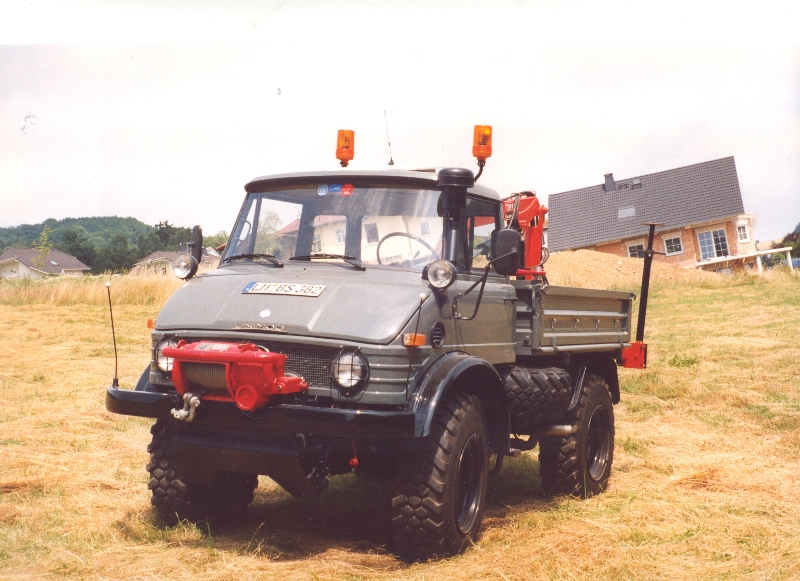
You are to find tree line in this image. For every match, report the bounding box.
[0,217,228,274]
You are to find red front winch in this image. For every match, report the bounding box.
[162,341,308,411]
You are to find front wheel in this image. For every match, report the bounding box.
[391,392,489,560]
[147,421,258,525]
[539,374,615,497]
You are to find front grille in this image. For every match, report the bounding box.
[183,363,227,390]
[259,341,337,390]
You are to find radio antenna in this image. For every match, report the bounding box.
[105,282,119,387]
[383,110,395,166]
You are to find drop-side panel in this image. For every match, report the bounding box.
[538,285,634,351]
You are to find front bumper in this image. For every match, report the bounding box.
[105,387,416,439]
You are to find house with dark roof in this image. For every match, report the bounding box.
[130,247,221,275]
[546,157,777,272]
[0,248,90,279]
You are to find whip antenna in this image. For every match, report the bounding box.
[105,282,119,387]
[384,110,395,166]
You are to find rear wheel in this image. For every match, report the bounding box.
[503,366,572,429]
[391,392,489,560]
[539,374,614,497]
[147,421,258,525]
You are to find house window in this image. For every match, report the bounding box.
[364,223,379,244]
[698,229,729,261]
[312,231,322,253]
[618,207,636,219]
[628,243,646,258]
[663,236,683,255]
[737,225,749,242]
[335,229,345,244]
[420,221,430,236]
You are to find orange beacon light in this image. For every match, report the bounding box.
[336,130,355,167]
[472,125,492,180]
[472,125,492,161]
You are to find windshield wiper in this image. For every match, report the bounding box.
[290,253,366,271]
[223,253,284,267]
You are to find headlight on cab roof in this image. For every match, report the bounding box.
[173,253,198,280]
[427,260,457,290]
[156,338,178,373]
[331,351,369,393]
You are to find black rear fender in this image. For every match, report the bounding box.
[571,353,620,404]
[411,352,510,454]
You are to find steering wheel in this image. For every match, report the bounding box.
[376,232,440,266]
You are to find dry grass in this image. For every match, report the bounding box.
[0,274,183,307]
[1,259,799,580]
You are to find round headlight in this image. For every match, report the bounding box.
[172,254,198,280]
[331,351,369,392]
[427,260,457,290]
[156,339,178,372]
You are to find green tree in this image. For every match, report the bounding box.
[94,233,137,273]
[166,227,192,249]
[154,220,191,250]
[31,227,53,268]
[57,226,97,268]
[204,230,229,250]
[137,231,162,258]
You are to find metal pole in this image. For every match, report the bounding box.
[636,223,662,343]
[106,282,119,387]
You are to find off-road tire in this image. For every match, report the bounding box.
[538,374,614,497]
[391,392,489,561]
[147,421,258,525]
[503,366,572,430]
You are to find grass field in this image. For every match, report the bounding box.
[0,261,798,580]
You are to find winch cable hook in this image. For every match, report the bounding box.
[171,392,201,422]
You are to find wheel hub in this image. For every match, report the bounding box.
[454,433,484,534]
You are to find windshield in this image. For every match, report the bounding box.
[225,186,444,271]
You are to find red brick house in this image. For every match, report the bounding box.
[546,157,785,272]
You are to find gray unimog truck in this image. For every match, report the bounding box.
[106,166,639,560]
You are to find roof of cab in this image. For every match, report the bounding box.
[244,169,502,201]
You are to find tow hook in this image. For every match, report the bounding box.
[171,392,201,422]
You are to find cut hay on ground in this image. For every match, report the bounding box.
[1,253,798,580]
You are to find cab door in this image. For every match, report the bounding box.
[450,197,516,364]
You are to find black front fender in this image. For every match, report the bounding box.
[411,352,510,454]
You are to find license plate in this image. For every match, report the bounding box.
[242,282,326,297]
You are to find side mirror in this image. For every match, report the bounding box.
[190,225,203,264]
[492,229,521,276]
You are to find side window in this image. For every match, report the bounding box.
[663,236,683,255]
[698,228,729,261]
[737,225,749,242]
[465,197,500,272]
[628,243,646,258]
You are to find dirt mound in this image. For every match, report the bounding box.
[544,249,718,290]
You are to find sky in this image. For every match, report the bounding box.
[1,1,799,242]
